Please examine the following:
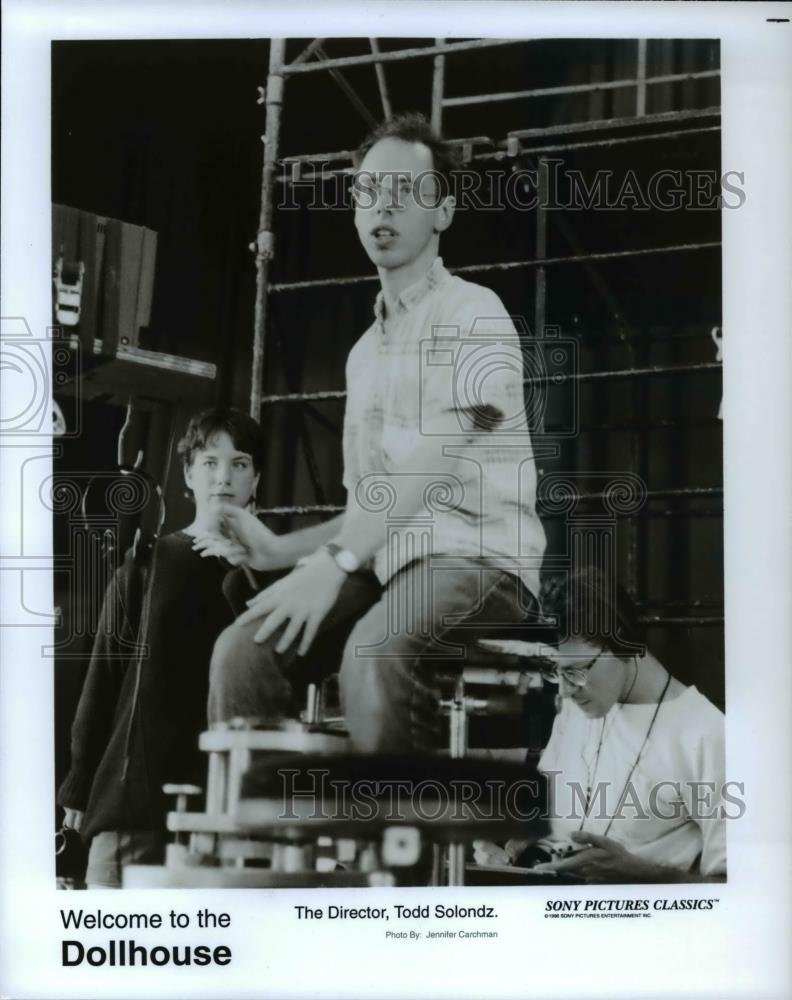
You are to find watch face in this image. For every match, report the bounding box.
[335,549,359,573]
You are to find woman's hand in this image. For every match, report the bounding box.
[532,831,681,883]
[192,505,286,571]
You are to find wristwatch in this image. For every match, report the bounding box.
[320,542,361,574]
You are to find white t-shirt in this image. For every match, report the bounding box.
[538,686,727,877]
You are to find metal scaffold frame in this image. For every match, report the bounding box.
[248,37,724,629]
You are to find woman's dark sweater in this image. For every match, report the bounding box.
[57,532,236,839]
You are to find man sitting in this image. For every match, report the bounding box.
[195,114,546,753]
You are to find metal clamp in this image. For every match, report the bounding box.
[249,230,275,261]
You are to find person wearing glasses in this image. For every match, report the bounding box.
[475,568,728,883]
[196,112,546,752]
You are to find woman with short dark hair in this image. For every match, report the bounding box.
[57,408,265,887]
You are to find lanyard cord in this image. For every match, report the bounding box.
[582,658,639,813]
[581,667,673,836]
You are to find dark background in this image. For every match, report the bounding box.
[52,38,724,780]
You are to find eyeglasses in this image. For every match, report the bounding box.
[539,652,602,689]
[351,171,437,210]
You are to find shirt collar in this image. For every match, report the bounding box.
[373,257,447,326]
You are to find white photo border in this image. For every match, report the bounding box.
[2,3,790,998]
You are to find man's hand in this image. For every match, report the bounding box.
[532,831,679,883]
[62,808,84,833]
[192,504,286,571]
[472,838,532,867]
[472,840,511,866]
[236,549,346,655]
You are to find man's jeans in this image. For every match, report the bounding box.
[208,557,534,754]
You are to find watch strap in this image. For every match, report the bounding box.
[321,542,360,573]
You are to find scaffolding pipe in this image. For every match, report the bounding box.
[290,38,327,66]
[249,38,286,418]
[277,125,721,184]
[508,106,720,140]
[254,507,723,521]
[547,360,721,385]
[640,616,723,626]
[268,241,721,293]
[444,241,723,280]
[442,70,719,108]
[282,38,524,75]
[534,158,548,335]
[571,415,723,432]
[629,335,646,602]
[274,107,722,181]
[508,125,721,157]
[277,123,721,181]
[431,39,445,132]
[369,39,393,119]
[533,158,548,442]
[315,43,378,127]
[258,360,721,406]
[281,148,358,165]
[636,39,648,116]
[255,486,723,520]
[638,599,724,610]
[279,135,492,168]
